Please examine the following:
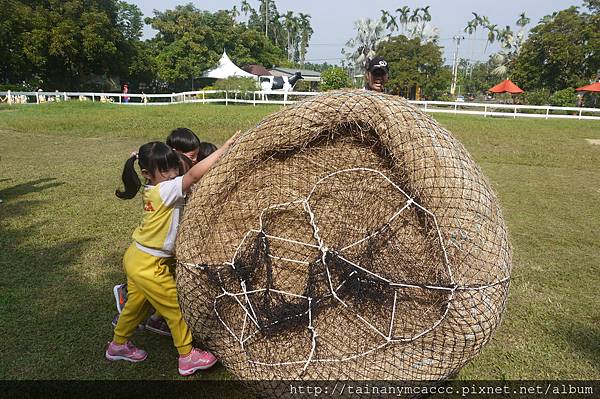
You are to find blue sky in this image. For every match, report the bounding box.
[128,0,584,65]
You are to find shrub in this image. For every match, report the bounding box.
[549,88,576,107]
[523,89,551,105]
[196,85,223,100]
[320,67,351,91]
[213,77,258,93]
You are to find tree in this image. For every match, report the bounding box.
[380,10,398,34]
[516,12,531,29]
[282,11,298,61]
[342,18,387,73]
[147,5,284,90]
[585,0,600,12]
[0,0,149,90]
[456,59,498,96]
[381,6,438,44]
[484,24,498,53]
[298,13,313,65]
[396,6,411,34]
[245,0,311,62]
[240,0,253,17]
[376,35,449,99]
[512,6,600,92]
[0,1,33,86]
[320,67,351,91]
[117,1,144,41]
[21,0,147,90]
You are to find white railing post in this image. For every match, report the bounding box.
[484,105,487,117]
[579,109,583,120]
[202,91,205,104]
[253,91,256,106]
[119,94,122,104]
[36,91,40,104]
[7,90,12,105]
[454,103,458,114]
[545,107,549,120]
[225,90,228,106]
[513,106,517,119]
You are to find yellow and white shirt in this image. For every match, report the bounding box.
[132,176,184,257]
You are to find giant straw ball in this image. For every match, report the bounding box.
[175,90,511,386]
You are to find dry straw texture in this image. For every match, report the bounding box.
[175,90,511,387]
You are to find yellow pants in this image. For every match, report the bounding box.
[113,243,192,355]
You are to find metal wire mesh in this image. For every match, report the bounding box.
[175,90,511,390]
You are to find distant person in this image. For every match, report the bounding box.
[364,56,389,92]
[122,84,129,104]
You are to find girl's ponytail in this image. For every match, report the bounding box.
[116,154,141,199]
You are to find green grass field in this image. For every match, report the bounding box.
[0,102,599,384]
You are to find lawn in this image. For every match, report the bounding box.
[0,102,599,385]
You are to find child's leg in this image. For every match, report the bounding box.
[112,245,152,344]
[121,246,193,355]
[141,257,192,355]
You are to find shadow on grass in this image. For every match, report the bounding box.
[0,178,64,200]
[0,178,247,392]
[563,321,600,372]
[0,178,97,379]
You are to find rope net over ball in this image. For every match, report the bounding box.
[175,90,511,385]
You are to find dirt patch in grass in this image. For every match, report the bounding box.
[586,139,600,145]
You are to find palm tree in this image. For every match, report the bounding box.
[298,13,313,65]
[283,11,297,61]
[539,12,558,24]
[380,9,392,25]
[516,12,530,29]
[380,10,398,34]
[464,20,476,35]
[496,25,514,49]
[264,0,269,36]
[230,5,240,21]
[490,52,509,78]
[418,6,431,37]
[343,18,387,73]
[421,6,431,23]
[484,23,498,53]
[464,13,482,63]
[409,8,421,24]
[406,8,422,37]
[396,6,411,34]
[240,0,252,17]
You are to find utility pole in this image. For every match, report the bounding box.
[450,35,463,96]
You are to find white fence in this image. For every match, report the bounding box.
[1,89,599,121]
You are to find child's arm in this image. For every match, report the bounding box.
[181,131,239,192]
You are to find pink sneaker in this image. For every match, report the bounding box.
[178,348,218,376]
[105,341,147,363]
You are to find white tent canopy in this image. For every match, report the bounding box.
[202,50,255,79]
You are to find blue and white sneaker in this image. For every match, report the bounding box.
[113,284,128,314]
